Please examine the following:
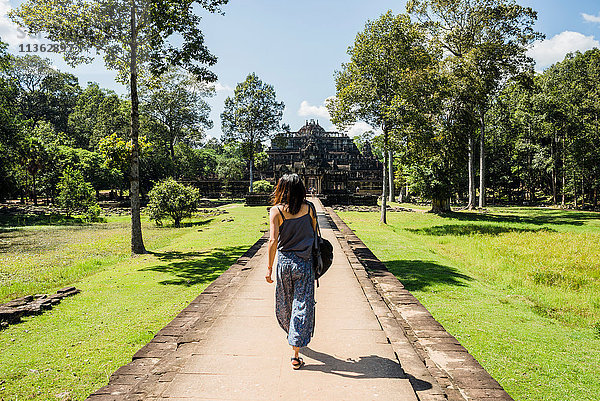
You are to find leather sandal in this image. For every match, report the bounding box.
[291,357,305,370]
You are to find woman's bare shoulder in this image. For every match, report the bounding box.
[270,204,282,216]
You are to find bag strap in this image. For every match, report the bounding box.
[307,201,321,238]
[276,205,285,221]
[308,201,321,289]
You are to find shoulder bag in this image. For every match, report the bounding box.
[307,201,333,286]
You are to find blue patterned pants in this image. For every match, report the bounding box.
[275,251,315,347]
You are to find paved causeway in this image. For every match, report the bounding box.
[89,200,511,401]
[163,200,416,400]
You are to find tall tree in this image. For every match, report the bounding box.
[327,11,431,222]
[8,55,81,134]
[142,69,214,161]
[0,42,24,201]
[408,0,541,208]
[68,83,130,149]
[221,73,284,193]
[11,0,228,254]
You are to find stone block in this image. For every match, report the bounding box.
[57,286,77,294]
[0,307,23,323]
[3,295,33,307]
[132,342,176,359]
[60,288,82,297]
[463,388,514,400]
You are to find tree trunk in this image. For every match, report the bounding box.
[129,2,146,255]
[169,139,175,161]
[581,176,585,208]
[562,170,566,207]
[388,150,394,203]
[380,129,388,224]
[551,132,557,205]
[32,173,37,206]
[430,196,451,213]
[468,133,475,209]
[478,113,486,208]
[561,132,566,207]
[249,137,254,193]
[573,171,577,208]
[24,167,28,204]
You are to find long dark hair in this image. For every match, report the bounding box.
[271,174,306,215]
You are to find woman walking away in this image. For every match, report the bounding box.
[265,174,317,370]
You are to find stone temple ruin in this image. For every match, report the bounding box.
[266,120,382,203]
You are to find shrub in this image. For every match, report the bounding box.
[56,167,99,218]
[84,203,102,222]
[147,178,200,227]
[253,180,274,194]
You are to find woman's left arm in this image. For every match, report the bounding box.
[309,203,317,231]
[266,207,280,283]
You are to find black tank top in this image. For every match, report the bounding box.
[276,203,315,261]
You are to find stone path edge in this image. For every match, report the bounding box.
[86,233,269,401]
[326,208,514,401]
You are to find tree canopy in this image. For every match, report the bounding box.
[328,11,434,220]
[11,0,228,254]
[221,73,284,192]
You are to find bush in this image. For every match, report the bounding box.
[56,167,99,218]
[253,180,274,194]
[84,203,102,222]
[147,178,200,227]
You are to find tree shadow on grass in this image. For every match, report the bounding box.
[144,246,249,286]
[156,218,214,229]
[179,218,214,228]
[385,260,472,292]
[407,224,555,236]
[443,210,598,227]
[0,213,91,228]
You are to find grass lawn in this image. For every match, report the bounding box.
[0,204,268,400]
[338,206,600,401]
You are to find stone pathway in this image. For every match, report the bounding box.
[89,199,511,401]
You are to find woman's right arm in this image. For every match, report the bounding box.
[266,206,280,283]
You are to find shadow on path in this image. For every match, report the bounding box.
[384,260,472,292]
[144,246,248,286]
[300,348,432,390]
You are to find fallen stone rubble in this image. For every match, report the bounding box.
[0,286,81,330]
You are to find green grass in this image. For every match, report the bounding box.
[0,204,268,400]
[338,206,600,401]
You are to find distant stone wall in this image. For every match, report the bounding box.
[182,180,252,198]
[245,194,271,206]
[321,194,379,206]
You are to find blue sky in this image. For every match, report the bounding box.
[1,0,600,139]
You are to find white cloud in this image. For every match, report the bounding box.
[528,31,599,69]
[0,0,42,47]
[298,100,330,119]
[212,82,233,93]
[0,0,21,46]
[582,13,600,23]
[345,121,381,138]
